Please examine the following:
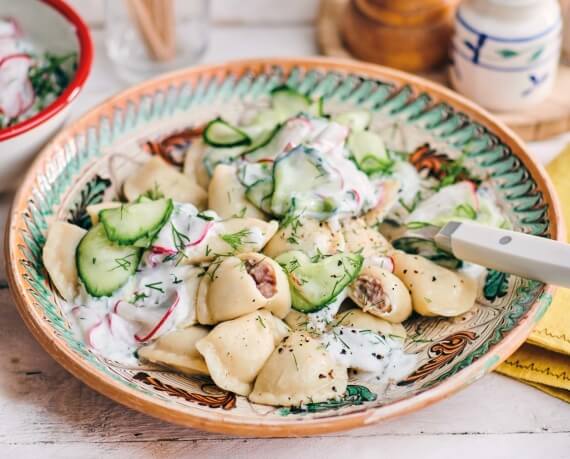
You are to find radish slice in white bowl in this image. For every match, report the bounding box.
[0,54,34,119]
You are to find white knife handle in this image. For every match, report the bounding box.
[435,221,570,288]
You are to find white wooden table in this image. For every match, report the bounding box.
[1,23,569,459]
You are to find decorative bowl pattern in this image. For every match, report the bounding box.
[6,58,562,437]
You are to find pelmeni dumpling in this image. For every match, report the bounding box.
[195,310,289,396]
[86,201,121,225]
[348,266,412,323]
[341,217,391,259]
[196,253,291,324]
[188,218,278,265]
[208,164,266,219]
[42,221,86,302]
[335,308,407,340]
[124,156,207,208]
[164,216,278,265]
[264,217,345,258]
[249,331,348,406]
[183,138,210,190]
[178,266,203,328]
[392,251,478,317]
[363,179,400,227]
[138,326,209,375]
[284,309,309,331]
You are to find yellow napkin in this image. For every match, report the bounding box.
[495,144,570,401]
[498,343,570,389]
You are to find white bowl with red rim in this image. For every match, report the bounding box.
[0,0,92,191]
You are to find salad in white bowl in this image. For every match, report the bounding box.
[0,0,92,191]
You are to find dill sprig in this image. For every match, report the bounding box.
[132,291,149,303]
[256,314,266,328]
[219,228,251,251]
[398,190,421,214]
[168,223,190,265]
[142,182,164,200]
[145,281,165,293]
[110,252,138,272]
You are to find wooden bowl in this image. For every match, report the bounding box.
[341,0,458,72]
[5,57,562,437]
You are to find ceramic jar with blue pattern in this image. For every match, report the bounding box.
[450,0,561,111]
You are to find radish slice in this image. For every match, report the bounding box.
[114,300,166,325]
[150,245,177,255]
[0,53,33,119]
[0,40,19,60]
[186,221,213,247]
[0,17,21,39]
[108,313,136,345]
[349,189,361,205]
[134,292,180,343]
[310,123,349,155]
[86,319,110,350]
[466,180,480,210]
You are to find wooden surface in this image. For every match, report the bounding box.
[1,18,569,459]
[318,0,570,142]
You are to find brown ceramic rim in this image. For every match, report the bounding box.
[5,57,564,437]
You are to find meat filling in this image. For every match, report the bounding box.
[245,258,277,298]
[355,275,392,313]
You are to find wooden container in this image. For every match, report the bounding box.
[340,0,459,72]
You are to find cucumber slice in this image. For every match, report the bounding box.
[245,178,274,214]
[276,251,364,313]
[77,224,142,297]
[202,123,280,175]
[292,194,338,217]
[246,108,284,128]
[271,85,311,118]
[332,110,371,131]
[203,118,251,148]
[242,123,281,154]
[237,161,273,188]
[100,198,173,246]
[203,146,244,176]
[275,250,311,273]
[271,145,339,217]
[309,97,325,117]
[347,130,393,175]
[392,237,463,270]
[242,126,286,163]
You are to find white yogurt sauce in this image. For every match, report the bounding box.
[152,203,213,256]
[311,121,379,216]
[321,326,416,385]
[71,258,200,364]
[303,290,347,333]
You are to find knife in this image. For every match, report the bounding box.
[434,221,570,288]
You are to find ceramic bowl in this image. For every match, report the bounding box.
[5,58,562,437]
[0,0,93,191]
